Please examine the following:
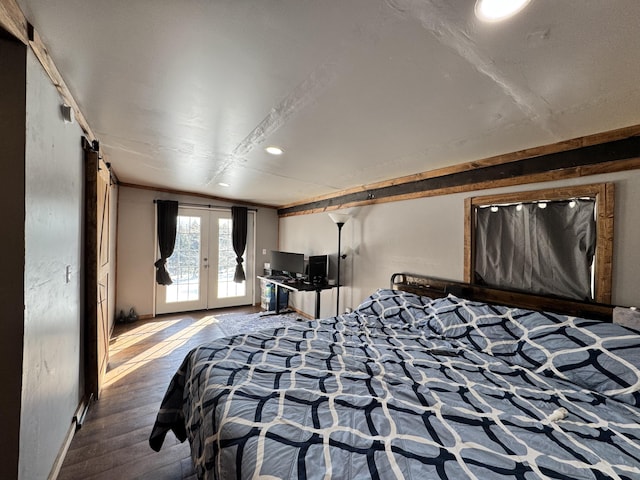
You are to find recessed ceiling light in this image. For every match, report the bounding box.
[218,182,230,187]
[475,0,532,22]
[265,146,284,156]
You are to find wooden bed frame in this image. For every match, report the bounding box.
[391,272,614,321]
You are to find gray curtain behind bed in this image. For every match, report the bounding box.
[474,199,596,301]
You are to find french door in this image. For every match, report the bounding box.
[155,208,255,314]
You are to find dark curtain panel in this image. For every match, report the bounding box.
[231,206,248,283]
[154,200,179,285]
[475,199,596,300]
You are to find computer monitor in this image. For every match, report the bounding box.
[307,255,328,285]
[270,251,305,277]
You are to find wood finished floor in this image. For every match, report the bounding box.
[58,305,261,480]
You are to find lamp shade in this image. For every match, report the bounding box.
[328,212,351,225]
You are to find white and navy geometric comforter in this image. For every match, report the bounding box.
[149,290,640,479]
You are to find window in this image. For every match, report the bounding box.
[165,215,201,303]
[464,183,614,303]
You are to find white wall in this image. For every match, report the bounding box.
[280,170,640,317]
[19,50,84,479]
[116,186,279,316]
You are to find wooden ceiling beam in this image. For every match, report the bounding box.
[1,0,97,142]
[0,0,28,44]
[278,125,640,217]
[118,182,278,210]
[27,25,97,141]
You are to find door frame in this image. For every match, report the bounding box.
[83,138,115,400]
[155,207,209,314]
[154,206,256,315]
[207,209,256,309]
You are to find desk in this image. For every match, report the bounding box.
[258,275,334,319]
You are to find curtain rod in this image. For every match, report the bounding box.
[153,199,258,212]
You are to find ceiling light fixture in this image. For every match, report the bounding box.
[218,182,230,187]
[475,0,532,22]
[265,146,284,156]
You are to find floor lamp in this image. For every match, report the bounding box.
[328,212,351,316]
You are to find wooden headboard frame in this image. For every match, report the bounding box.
[391,273,614,321]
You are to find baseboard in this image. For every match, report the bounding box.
[48,397,92,479]
[289,307,313,320]
[47,419,75,480]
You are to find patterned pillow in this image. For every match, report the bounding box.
[354,289,433,326]
[424,294,524,359]
[514,316,640,406]
[425,295,640,406]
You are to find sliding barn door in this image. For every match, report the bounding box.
[84,139,114,399]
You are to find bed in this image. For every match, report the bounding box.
[149,273,640,479]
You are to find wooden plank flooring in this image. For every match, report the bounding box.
[58,305,260,480]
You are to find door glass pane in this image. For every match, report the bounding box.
[165,215,201,303]
[217,218,245,298]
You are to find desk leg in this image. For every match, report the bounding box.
[314,288,321,319]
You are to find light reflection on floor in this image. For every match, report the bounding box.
[104,315,220,388]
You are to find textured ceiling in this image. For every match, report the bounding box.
[17,0,640,206]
